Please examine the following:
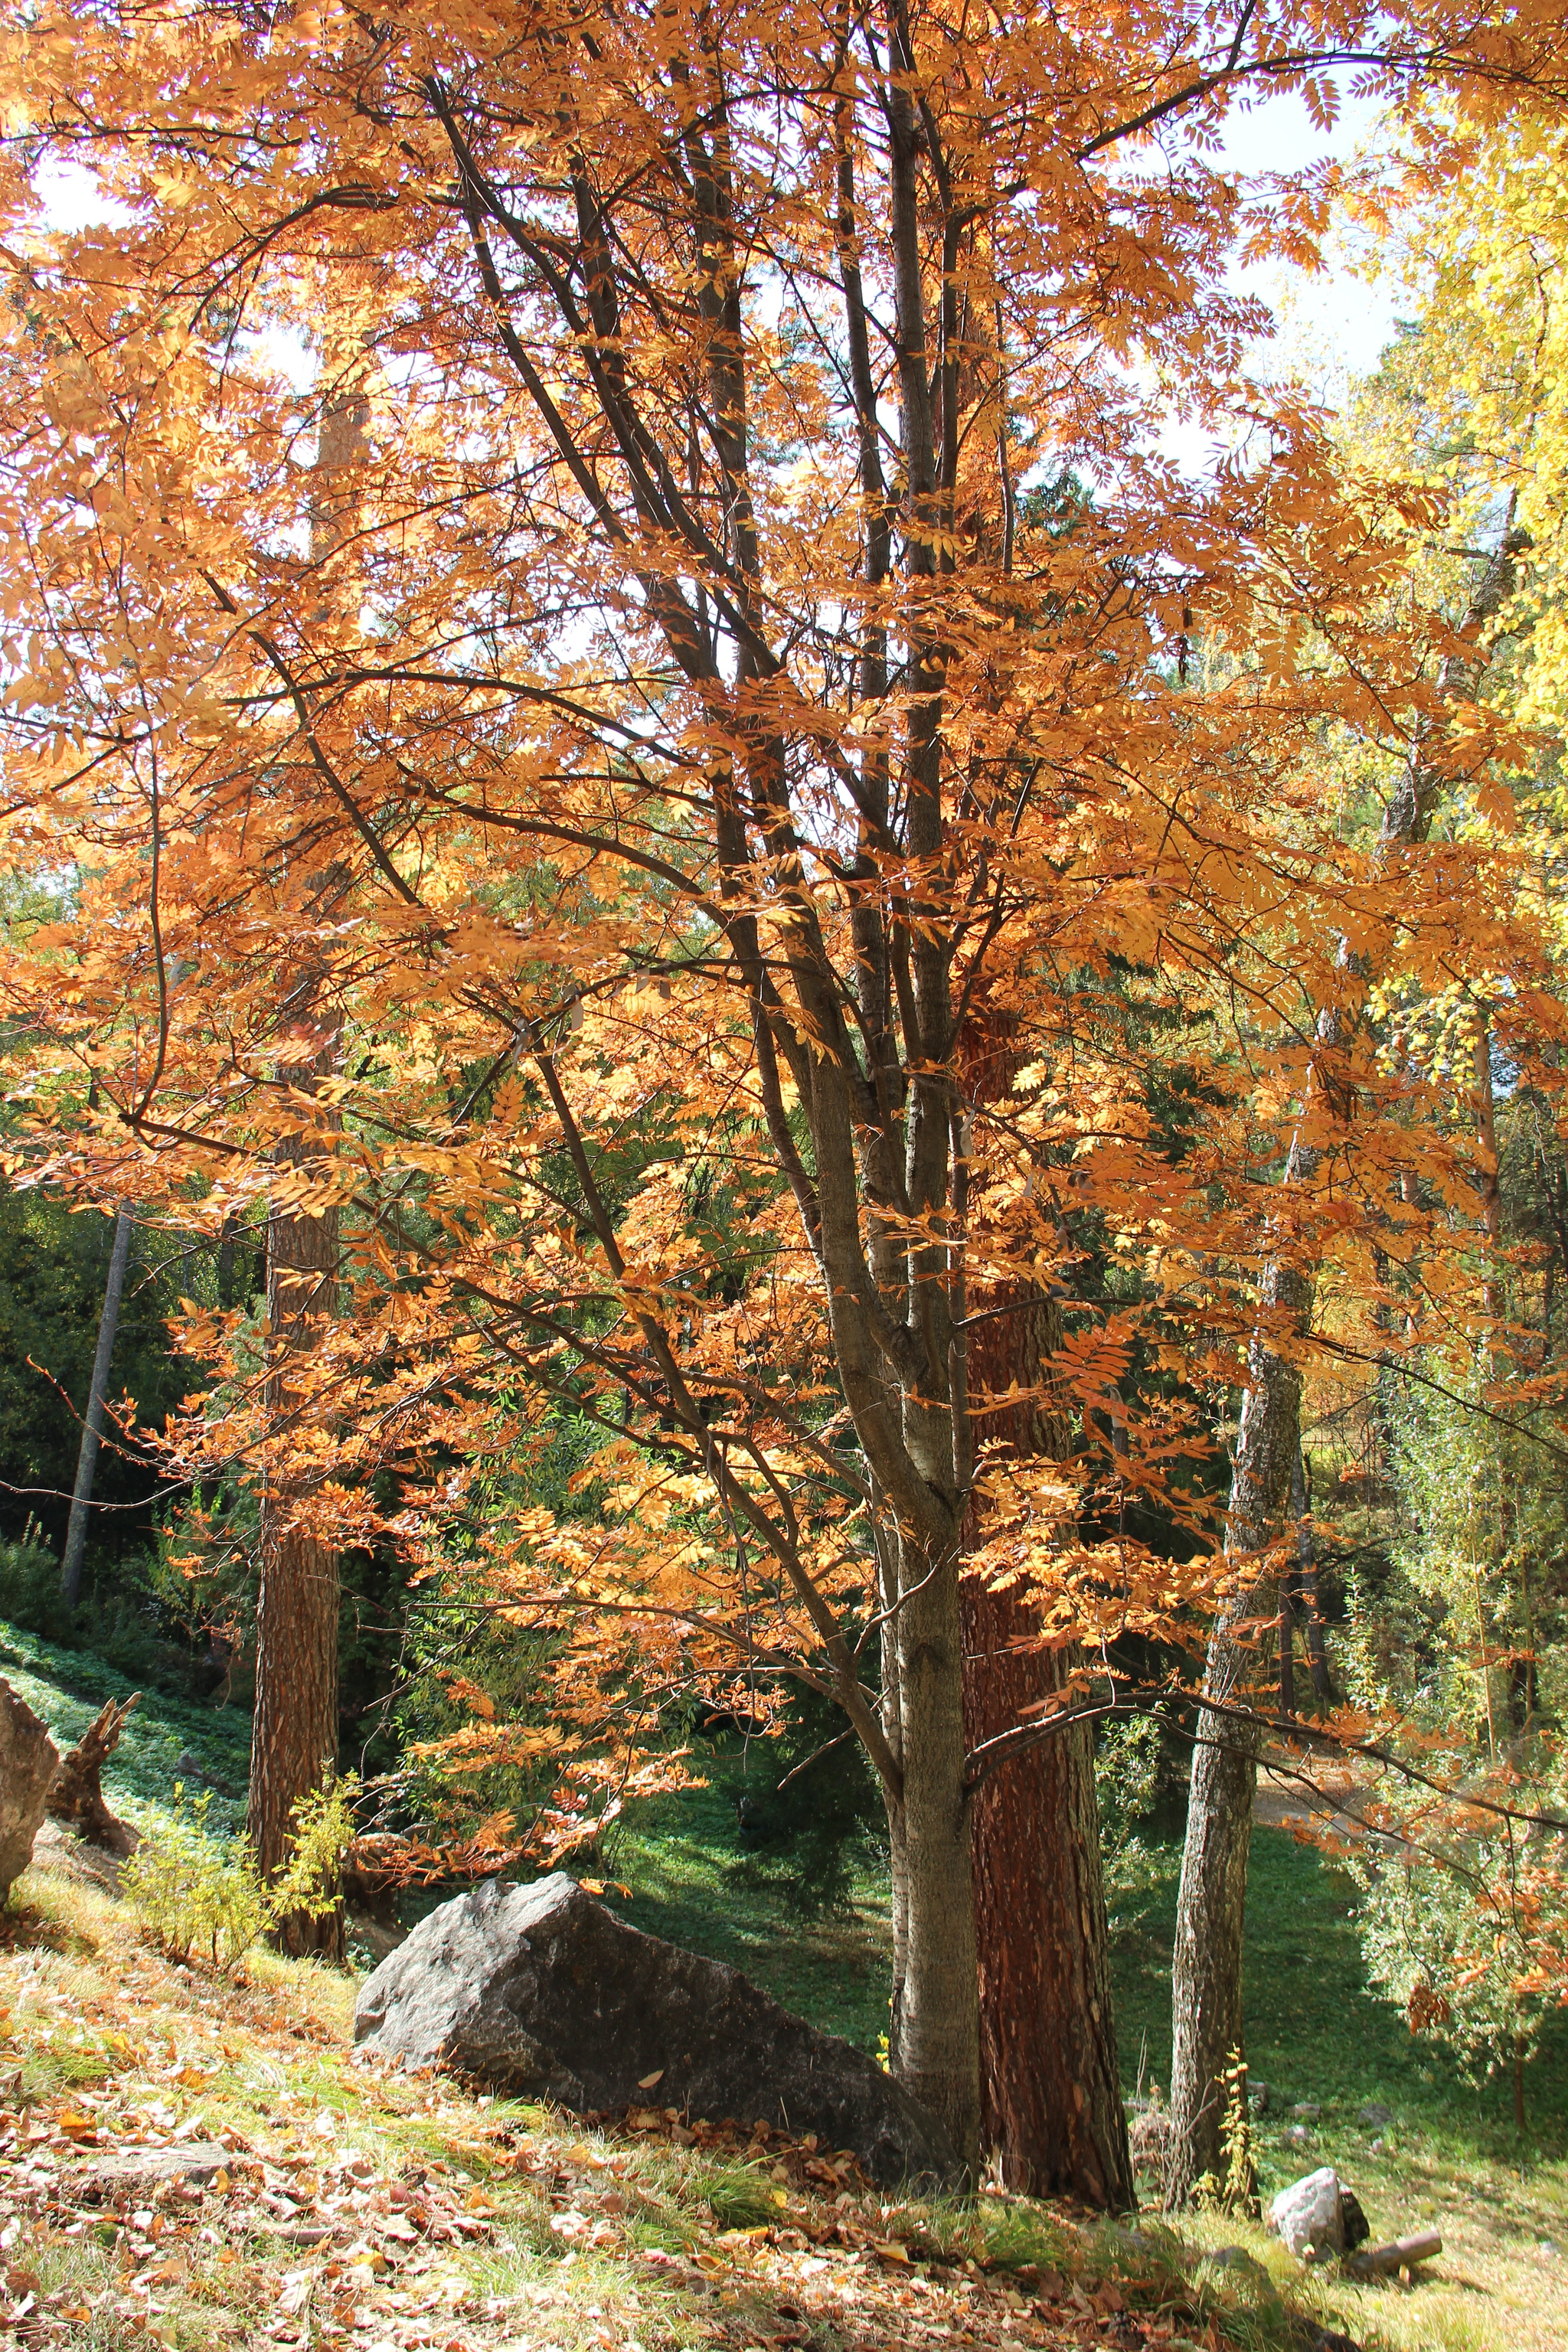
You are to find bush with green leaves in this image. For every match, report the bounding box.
[121,1776,358,1973]
[1347,1751,1568,2129]
[1095,1713,1167,1903]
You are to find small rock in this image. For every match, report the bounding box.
[80,2144,231,2197]
[1269,2167,1348,2260]
[1291,2102,1321,2121]
[0,1679,58,1902]
[1357,2100,1393,2129]
[1285,2123,1312,2147]
[1202,2245,1270,2285]
[1249,2081,1271,2115]
[1369,2137,1386,2157]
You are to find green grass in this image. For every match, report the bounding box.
[608,1761,893,2052]
[1108,1828,1568,2176]
[0,1614,251,1834]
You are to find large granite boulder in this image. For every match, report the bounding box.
[0,1679,59,1903]
[355,1872,958,2187]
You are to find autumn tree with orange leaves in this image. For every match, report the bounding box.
[2,0,1566,2188]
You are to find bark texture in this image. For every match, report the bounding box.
[884,1527,982,2171]
[246,380,364,1962]
[251,1158,344,1958]
[46,1692,139,1854]
[1166,528,1524,2207]
[963,1583,1133,2204]
[59,1200,133,1609]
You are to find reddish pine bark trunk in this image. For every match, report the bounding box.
[252,1177,344,1960]
[958,1004,1132,2206]
[962,1576,1133,2204]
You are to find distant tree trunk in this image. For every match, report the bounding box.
[1292,1445,1334,1704]
[1165,1263,1303,2210]
[59,1200,134,1609]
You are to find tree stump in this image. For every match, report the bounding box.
[46,1694,140,1855]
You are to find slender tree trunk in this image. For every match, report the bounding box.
[59,1201,133,1609]
[1277,1570,1297,1718]
[1166,1265,1305,2209]
[1292,1443,1334,1704]
[1167,530,1525,2204]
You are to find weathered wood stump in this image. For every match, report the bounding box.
[45,1694,140,1855]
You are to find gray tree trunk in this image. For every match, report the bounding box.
[59,1202,134,1610]
[1165,524,1525,2207]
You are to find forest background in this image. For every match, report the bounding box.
[2,5,1568,2333]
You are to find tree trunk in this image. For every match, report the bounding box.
[1166,530,1526,2205]
[956,1017,1132,2205]
[59,1200,133,1609]
[244,373,369,1962]
[251,1173,344,1959]
[963,1582,1134,2205]
[884,1526,982,2176]
[1166,1266,1304,2210]
[1292,1444,1334,1704]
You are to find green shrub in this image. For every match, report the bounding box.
[1095,1713,1167,1903]
[121,1776,357,1972]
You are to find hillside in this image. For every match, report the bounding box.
[3,1624,1566,2350]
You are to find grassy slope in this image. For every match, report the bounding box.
[1109,1834,1568,2352]
[609,1765,893,2053]
[0,1619,250,1834]
[5,1621,1566,2345]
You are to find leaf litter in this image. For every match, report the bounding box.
[0,1870,1305,2352]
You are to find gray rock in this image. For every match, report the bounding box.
[1291,2102,1321,2121]
[0,1679,58,1903]
[1202,2245,1271,2285]
[80,2143,232,2197]
[1269,2166,1348,2259]
[354,1873,958,2188]
[1284,2122,1312,2148]
[1357,2101,1393,2129]
[1248,2081,1271,2114]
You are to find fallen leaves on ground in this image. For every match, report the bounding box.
[0,1875,1266,2352]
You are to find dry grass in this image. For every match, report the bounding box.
[8,1840,1564,2352]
